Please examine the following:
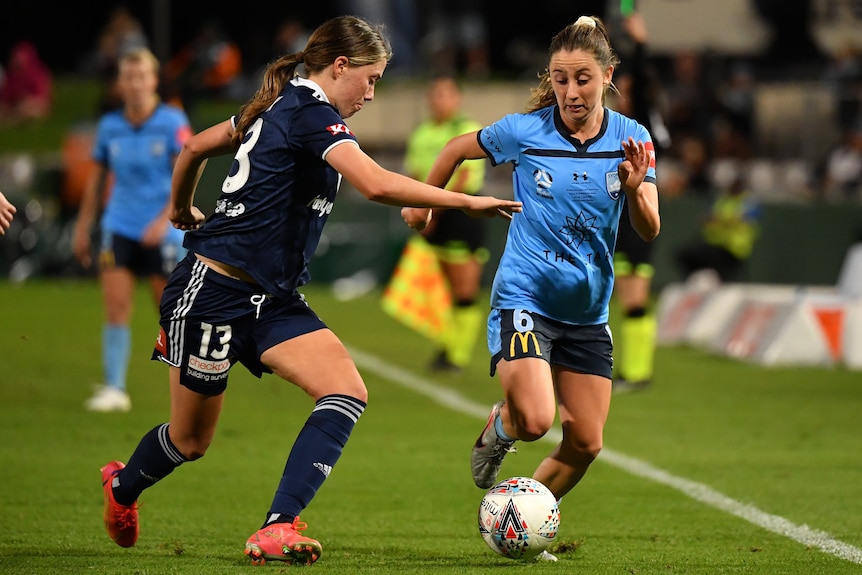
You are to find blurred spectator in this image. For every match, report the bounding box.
[752,0,824,75]
[0,41,52,124]
[676,174,760,283]
[84,6,149,113]
[246,18,312,98]
[712,61,756,161]
[337,0,418,75]
[820,123,862,202]
[421,0,489,77]
[823,44,862,132]
[664,51,712,145]
[272,18,310,58]
[161,20,242,113]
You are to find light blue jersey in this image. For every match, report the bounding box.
[93,103,192,242]
[478,106,656,325]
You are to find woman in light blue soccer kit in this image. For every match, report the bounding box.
[403,15,660,503]
[73,48,192,412]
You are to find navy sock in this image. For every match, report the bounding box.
[265,394,366,526]
[113,423,188,505]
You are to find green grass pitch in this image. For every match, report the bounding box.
[1,279,861,574]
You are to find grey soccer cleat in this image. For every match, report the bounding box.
[471,401,516,489]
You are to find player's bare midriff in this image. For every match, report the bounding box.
[195,254,258,285]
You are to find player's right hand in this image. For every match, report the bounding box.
[170,206,206,230]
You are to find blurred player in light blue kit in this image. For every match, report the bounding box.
[403,14,660,511]
[73,47,192,412]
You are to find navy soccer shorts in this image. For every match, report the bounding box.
[99,229,185,277]
[487,308,614,379]
[614,202,654,278]
[152,254,327,395]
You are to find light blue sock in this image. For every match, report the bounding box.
[103,324,130,391]
[495,413,514,442]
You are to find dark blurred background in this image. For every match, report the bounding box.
[1,0,861,291]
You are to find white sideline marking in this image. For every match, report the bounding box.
[348,346,862,565]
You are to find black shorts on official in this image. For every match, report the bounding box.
[487,308,614,379]
[99,229,185,277]
[614,202,654,278]
[152,254,327,395]
[425,208,488,263]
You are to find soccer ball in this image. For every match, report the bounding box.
[477,476,560,560]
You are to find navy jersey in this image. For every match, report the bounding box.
[478,106,657,325]
[184,78,358,297]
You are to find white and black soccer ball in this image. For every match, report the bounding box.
[478,476,560,560]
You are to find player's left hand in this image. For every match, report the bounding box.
[0,192,16,235]
[618,137,650,195]
[462,196,522,220]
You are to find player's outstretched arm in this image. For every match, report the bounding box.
[170,119,237,230]
[326,142,520,219]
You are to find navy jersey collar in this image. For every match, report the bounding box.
[291,77,330,103]
[553,106,609,151]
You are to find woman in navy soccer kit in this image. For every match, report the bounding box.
[97,15,520,566]
[403,15,660,510]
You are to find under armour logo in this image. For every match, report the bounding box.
[573,172,588,181]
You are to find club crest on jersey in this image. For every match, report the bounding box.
[533,169,553,199]
[326,123,353,136]
[605,171,622,200]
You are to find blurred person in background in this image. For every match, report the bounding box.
[161,20,243,114]
[820,123,862,203]
[84,6,149,113]
[422,0,489,77]
[606,10,670,394]
[0,41,52,124]
[676,173,759,284]
[0,191,16,234]
[402,15,660,540]
[95,15,520,566]
[402,75,489,373]
[73,48,192,412]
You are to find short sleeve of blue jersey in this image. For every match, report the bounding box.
[164,107,192,158]
[92,116,112,165]
[290,102,358,159]
[477,114,522,167]
[632,121,658,183]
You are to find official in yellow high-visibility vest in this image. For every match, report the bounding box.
[402,75,489,372]
[677,177,760,282]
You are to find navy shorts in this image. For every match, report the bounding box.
[487,308,614,379]
[99,230,185,277]
[425,208,488,263]
[152,254,327,395]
